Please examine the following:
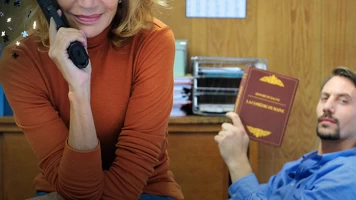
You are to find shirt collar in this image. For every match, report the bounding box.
[302,147,356,164]
[87,25,111,49]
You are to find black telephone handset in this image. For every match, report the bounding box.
[37,0,89,69]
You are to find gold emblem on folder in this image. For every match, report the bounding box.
[259,75,284,87]
[246,125,272,138]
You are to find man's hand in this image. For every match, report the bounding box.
[214,112,250,166]
[214,112,253,182]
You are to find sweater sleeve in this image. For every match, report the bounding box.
[0,23,175,200]
[0,40,104,200]
[101,24,176,199]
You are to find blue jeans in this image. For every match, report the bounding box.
[35,191,175,200]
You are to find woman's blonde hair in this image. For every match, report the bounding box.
[31,0,168,48]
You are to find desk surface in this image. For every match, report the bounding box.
[0,116,229,133]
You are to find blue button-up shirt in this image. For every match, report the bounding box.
[229,148,356,200]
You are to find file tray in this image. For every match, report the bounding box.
[191,56,268,116]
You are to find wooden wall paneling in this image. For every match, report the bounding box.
[344,0,356,69]
[168,132,229,200]
[321,0,347,75]
[278,0,322,164]
[321,0,356,71]
[158,0,192,40]
[162,0,260,177]
[256,0,290,182]
[158,0,258,70]
[3,133,39,200]
[191,18,208,58]
[284,0,321,157]
[167,117,231,200]
[248,141,259,177]
[193,0,258,58]
[156,0,356,188]
[156,0,194,72]
[256,0,322,183]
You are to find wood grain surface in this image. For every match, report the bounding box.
[157,0,356,183]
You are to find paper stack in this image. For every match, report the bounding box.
[171,76,193,117]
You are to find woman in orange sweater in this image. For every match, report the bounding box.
[0,0,183,199]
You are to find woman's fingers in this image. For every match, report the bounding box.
[49,16,57,46]
[48,28,87,59]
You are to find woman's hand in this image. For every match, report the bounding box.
[48,10,92,97]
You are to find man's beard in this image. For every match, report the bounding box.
[316,112,340,140]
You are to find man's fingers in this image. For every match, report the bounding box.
[216,130,230,143]
[214,134,222,143]
[226,112,243,127]
[218,129,227,136]
[221,123,236,131]
[221,122,233,130]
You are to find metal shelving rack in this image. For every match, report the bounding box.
[191,56,268,116]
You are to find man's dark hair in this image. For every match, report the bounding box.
[321,66,356,90]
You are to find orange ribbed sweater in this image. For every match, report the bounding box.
[0,19,183,200]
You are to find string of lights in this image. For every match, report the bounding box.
[0,0,36,48]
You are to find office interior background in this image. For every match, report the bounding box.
[1,0,356,199]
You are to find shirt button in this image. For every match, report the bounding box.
[232,194,236,198]
[291,183,295,186]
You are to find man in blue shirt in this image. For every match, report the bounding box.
[215,67,356,200]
